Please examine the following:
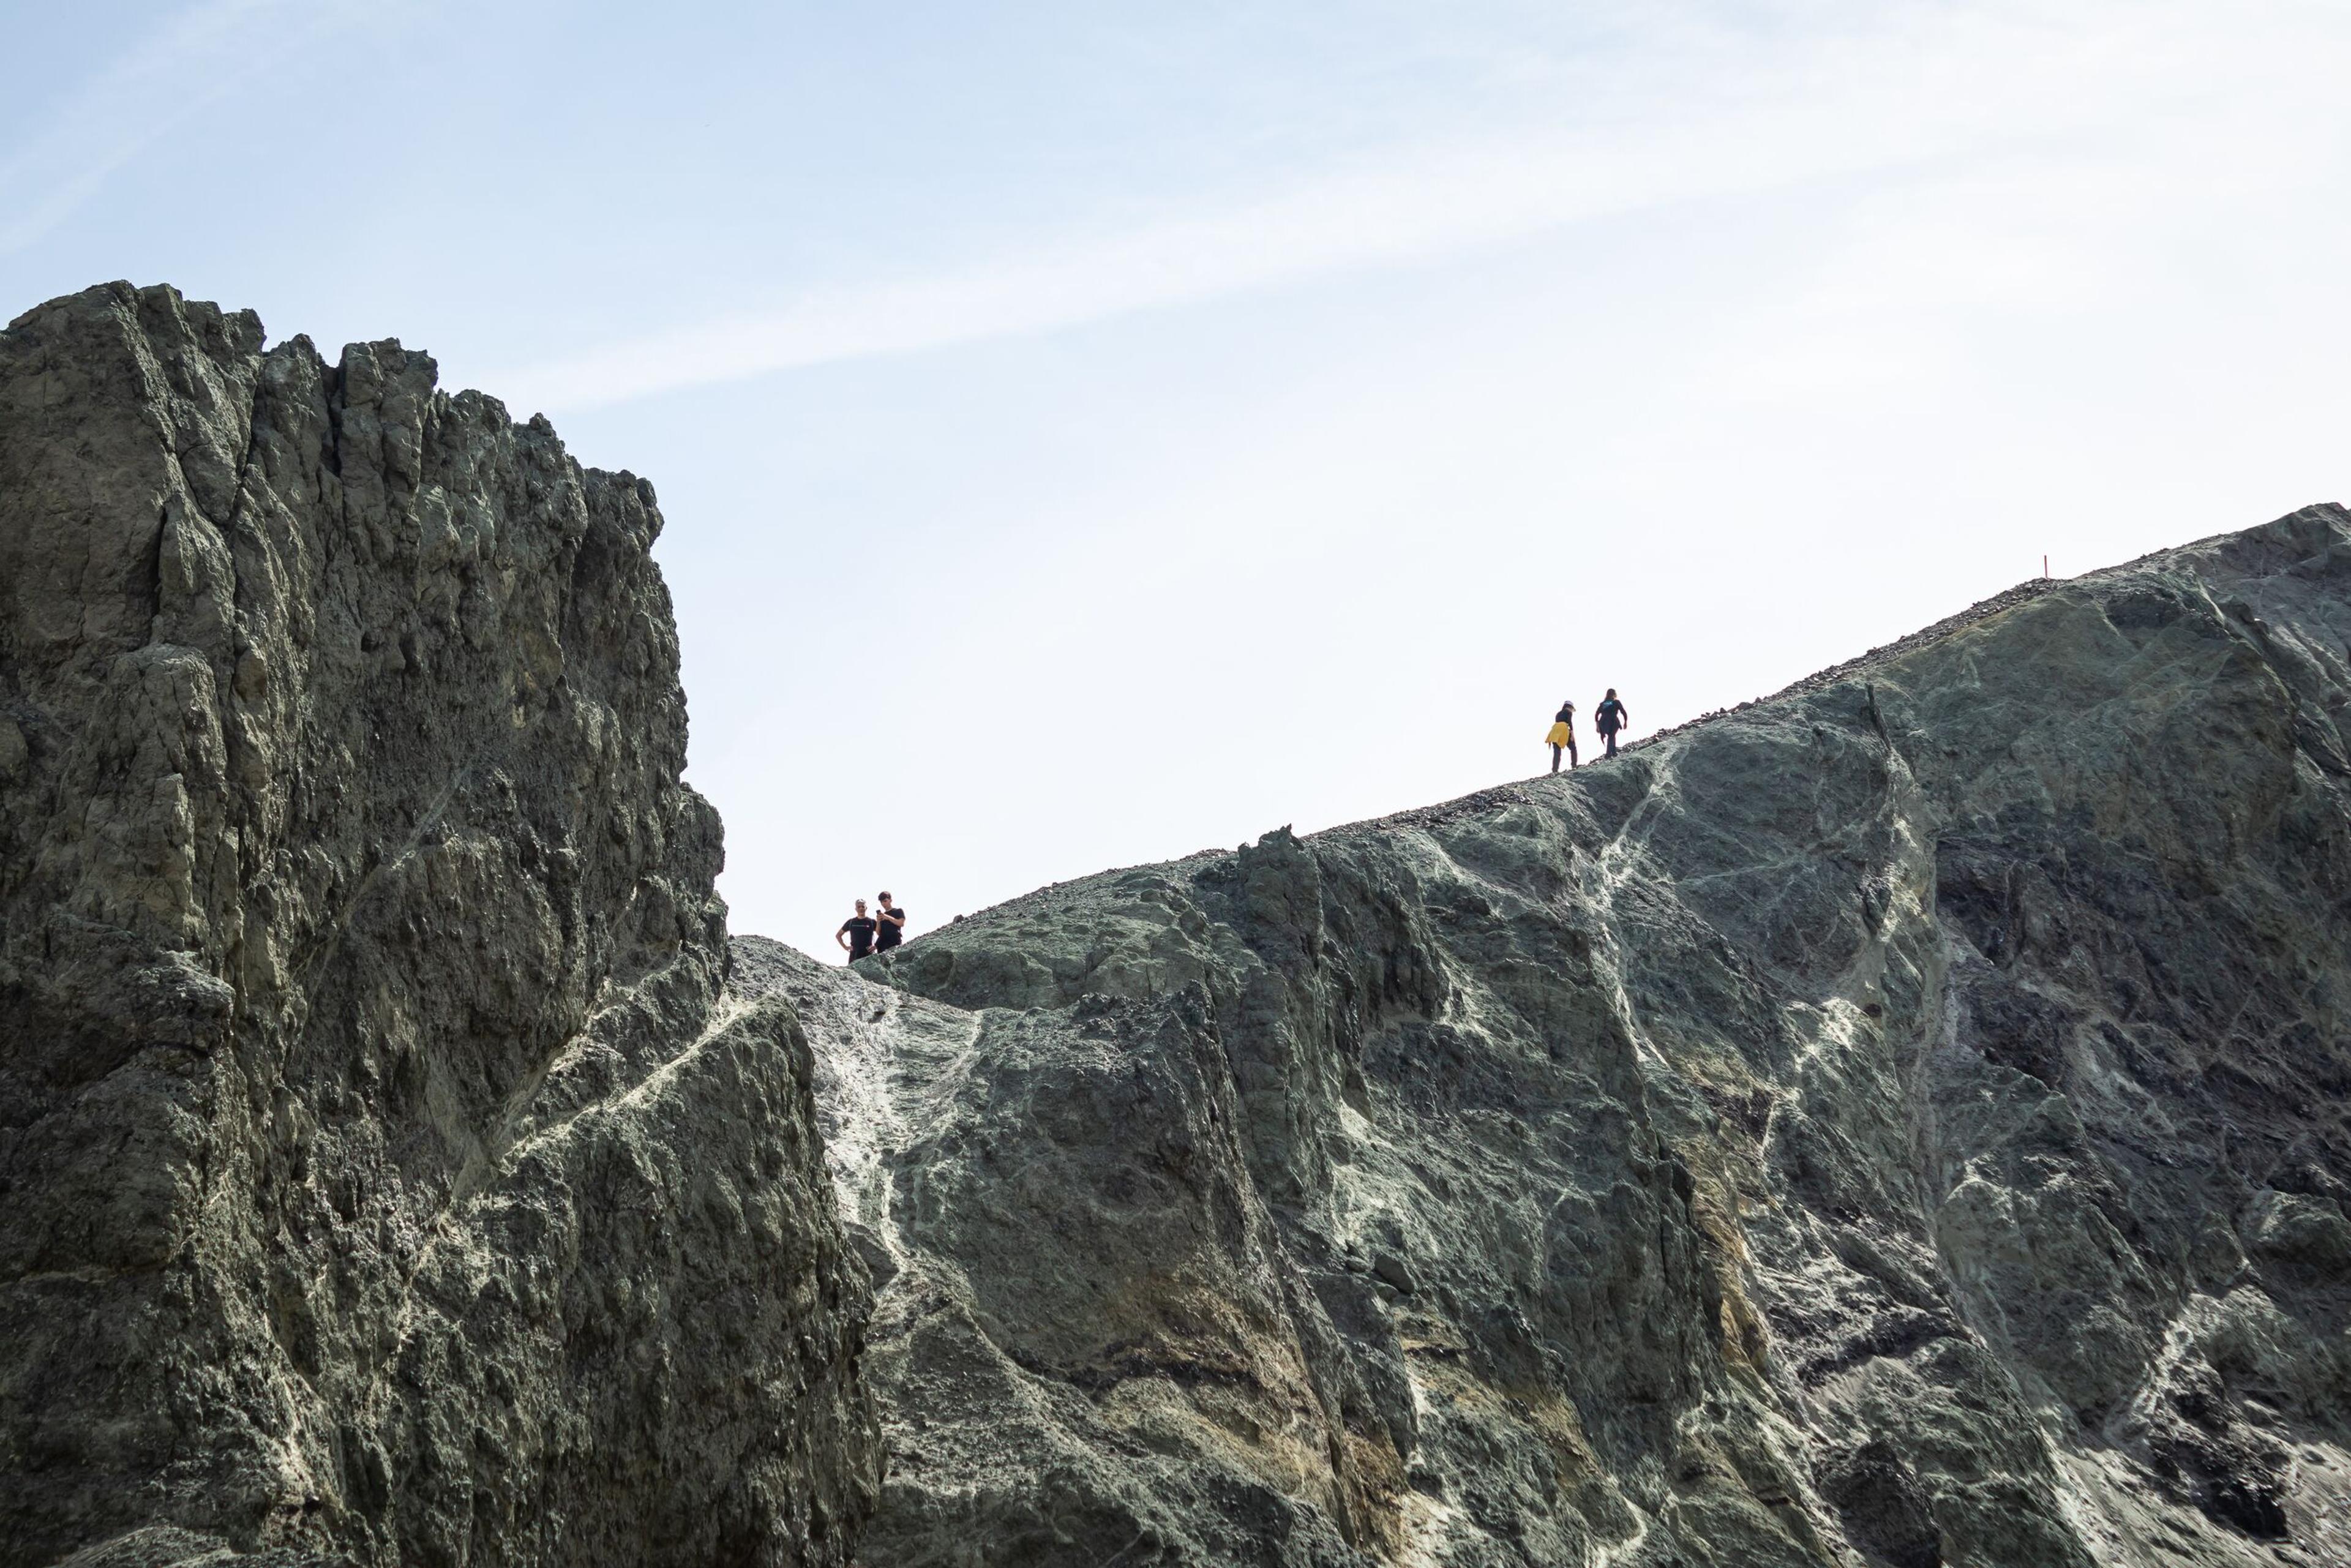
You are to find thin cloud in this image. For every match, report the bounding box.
[495,0,2302,414]
[498,121,1939,413]
[0,0,383,257]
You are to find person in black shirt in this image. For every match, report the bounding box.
[874,891,906,952]
[837,899,878,961]
[1594,689,1630,757]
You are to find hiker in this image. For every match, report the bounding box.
[1595,689,1630,757]
[1545,701,1578,773]
[875,891,907,953]
[836,898,879,962]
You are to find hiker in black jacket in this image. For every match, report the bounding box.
[1594,689,1630,757]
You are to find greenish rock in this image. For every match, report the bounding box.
[0,285,878,1567]
[12,273,2351,1568]
[744,506,2351,1566]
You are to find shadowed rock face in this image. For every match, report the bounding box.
[748,505,2351,1567]
[0,284,877,1568]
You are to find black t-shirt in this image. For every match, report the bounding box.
[1554,705,1575,727]
[1595,699,1625,732]
[841,916,877,957]
[875,908,906,950]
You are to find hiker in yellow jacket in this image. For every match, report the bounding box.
[1546,701,1578,773]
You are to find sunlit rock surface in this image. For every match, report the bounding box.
[751,506,2351,1567]
[10,274,2351,1568]
[0,284,877,1568]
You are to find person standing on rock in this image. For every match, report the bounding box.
[1595,689,1630,757]
[837,899,879,962]
[1545,701,1578,773]
[875,891,907,953]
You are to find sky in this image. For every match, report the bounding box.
[7,1,2350,956]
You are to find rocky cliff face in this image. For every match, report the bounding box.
[10,279,2350,1568]
[746,506,2351,1567]
[0,284,877,1567]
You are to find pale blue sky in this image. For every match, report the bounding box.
[10,1,2351,955]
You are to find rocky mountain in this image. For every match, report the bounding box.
[0,284,876,1567]
[746,506,2351,1567]
[7,282,2351,1568]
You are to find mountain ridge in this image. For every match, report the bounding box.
[5,280,2350,1568]
[770,500,2351,1566]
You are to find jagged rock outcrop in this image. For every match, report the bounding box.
[0,284,877,1568]
[12,277,2351,1568]
[748,507,2351,1567]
